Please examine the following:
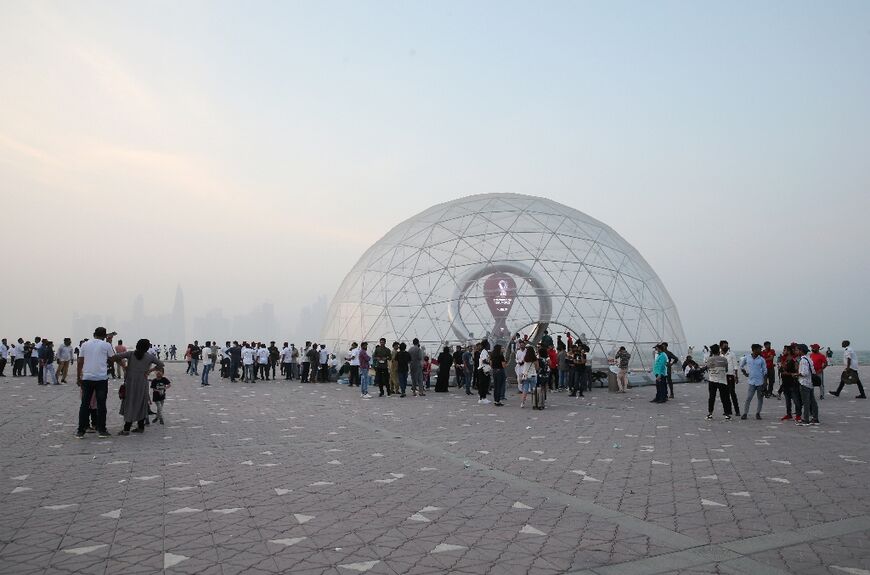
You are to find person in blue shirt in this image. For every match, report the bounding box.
[651,344,669,403]
[739,343,768,420]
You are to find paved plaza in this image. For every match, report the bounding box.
[1,364,869,575]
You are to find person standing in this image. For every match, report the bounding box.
[491,344,507,406]
[615,346,631,393]
[190,340,201,376]
[289,344,299,380]
[704,343,732,420]
[760,341,777,398]
[720,340,740,417]
[780,345,802,421]
[829,340,866,398]
[388,342,400,394]
[519,346,539,409]
[408,338,425,397]
[319,344,330,382]
[75,327,115,438]
[463,345,474,394]
[373,338,392,396]
[40,340,58,385]
[435,346,453,393]
[396,342,411,397]
[808,344,828,400]
[0,338,7,377]
[346,342,360,387]
[358,342,372,398]
[796,344,819,425]
[241,342,255,383]
[659,342,679,399]
[281,343,294,380]
[739,344,767,420]
[477,339,492,404]
[652,344,669,404]
[268,341,280,380]
[257,343,270,380]
[227,341,241,382]
[200,341,213,386]
[116,339,164,435]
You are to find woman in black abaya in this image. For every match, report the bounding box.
[435,346,453,392]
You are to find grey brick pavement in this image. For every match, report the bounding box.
[1,365,868,575]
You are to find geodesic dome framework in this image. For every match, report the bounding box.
[322,193,685,370]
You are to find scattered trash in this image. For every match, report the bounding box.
[612,443,620,448]
[463,461,470,469]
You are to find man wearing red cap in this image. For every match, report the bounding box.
[808,344,828,400]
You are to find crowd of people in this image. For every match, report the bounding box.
[0,328,864,437]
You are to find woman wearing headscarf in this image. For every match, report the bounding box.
[116,339,164,435]
[435,346,453,392]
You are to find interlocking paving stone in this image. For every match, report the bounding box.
[1,365,869,574]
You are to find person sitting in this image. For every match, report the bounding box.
[683,355,705,382]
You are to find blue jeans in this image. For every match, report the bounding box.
[654,376,668,402]
[190,358,199,375]
[492,368,506,402]
[559,370,568,389]
[744,384,764,415]
[201,363,211,385]
[360,369,371,395]
[399,372,408,394]
[463,367,472,392]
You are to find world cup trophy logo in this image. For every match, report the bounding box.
[483,273,517,340]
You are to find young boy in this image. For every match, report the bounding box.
[150,369,171,424]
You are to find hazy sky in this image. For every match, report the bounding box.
[2,1,869,349]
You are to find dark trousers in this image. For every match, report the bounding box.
[569,368,584,395]
[270,360,277,379]
[283,362,293,380]
[493,368,506,402]
[0,357,6,375]
[653,376,668,402]
[726,376,740,415]
[399,371,408,394]
[78,379,108,433]
[230,359,239,382]
[320,363,329,382]
[478,371,490,399]
[258,364,268,380]
[375,368,390,395]
[301,362,310,382]
[764,369,776,396]
[550,368,558,390]
[29,357,38,376]
[349,365,360,386]
[13,358,25,376]
[666,374,674,397]
[707,382,732,415]
[834,370,866,397]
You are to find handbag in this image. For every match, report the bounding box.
[841,369,859,386]
[118,383,126,400]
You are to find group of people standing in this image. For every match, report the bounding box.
[694,340,864,425]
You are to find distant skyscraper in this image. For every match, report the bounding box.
[169,284,186,346]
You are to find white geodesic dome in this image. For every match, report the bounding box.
[322,193,685,370]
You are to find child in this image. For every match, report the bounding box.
[422,355,432,390]
[150,369,171,424]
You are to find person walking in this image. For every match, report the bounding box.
[408,338,425,396]
[739,344,767,420]
[75,327,115,438]
[200,341,213,386]
[829,340,866,399]
[56,337,74,383]
[795,344,819,425]
[116,339,164,435]
[704,343,732,420]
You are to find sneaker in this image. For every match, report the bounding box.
[478,399,491,404]
[756,414,762,420]
[856,395,867,399]
[118,430,130,436]
[740,414,748,420]
[794,416,802,423]
[724,415,732,421]
[75,430,85,439]
[706,414,713,420]
[361,394,372,399]
[780,415,792,421]
[798,422,810,427]
[810,419,820,425]
[97,430,111,438]
[131,427,144,433]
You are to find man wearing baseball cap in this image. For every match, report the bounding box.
[808,344,828,400]
[75,327,116,438]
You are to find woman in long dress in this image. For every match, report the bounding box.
[435,346,453,392]
[117,339,164,435]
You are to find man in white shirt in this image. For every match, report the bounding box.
[318,345,329,382]
[515,340,527,394]
[257,344,270,381]
[76,327,116,438]
[241,342,255,383]
[346,342,360,387]
[720,340,741,417]
[830,340,866,398]
[11,338,26,376]
[200,340,213,386]
[280,343,294,381]
[0,338,8,377]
